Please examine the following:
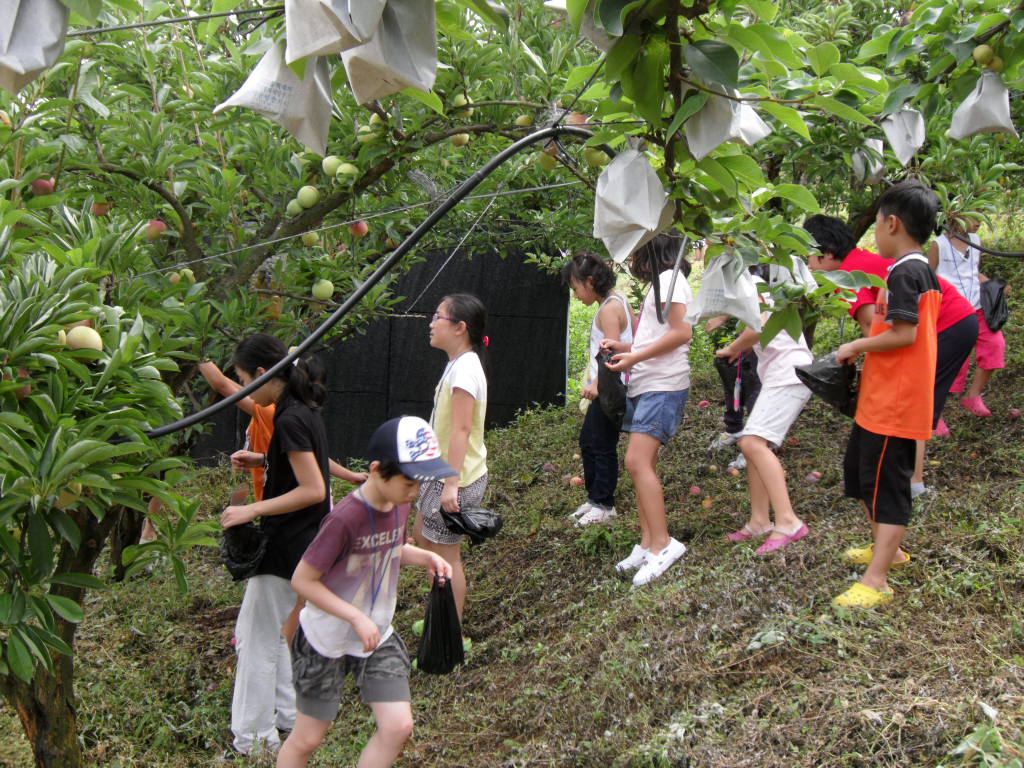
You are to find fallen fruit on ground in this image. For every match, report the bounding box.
[689,485,701,495]
[698,400,710,408]
[1010,408,1020,420]
[66,325,103,351]
[570,476,584,486]
[806,471,822,483]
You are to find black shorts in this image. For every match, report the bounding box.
[934,314,979,426]
[843,423,916,526]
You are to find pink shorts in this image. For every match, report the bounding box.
[951,309,1005,392]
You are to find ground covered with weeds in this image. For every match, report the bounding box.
[3,330,1024,768]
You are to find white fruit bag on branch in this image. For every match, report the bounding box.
[948,70,1018,139]
[851,138,885,185]
[0,0,68,94]
[684,249,762,331]
[321,0,387,47]
[285,0,379,63]
[593,150,674,263]
[686,88,772,161]
[341,0,436,105]
[213,42,333,154]
[880,107,925,166]
[542,0,616,52]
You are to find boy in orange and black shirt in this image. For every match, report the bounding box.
[834,180,942,608]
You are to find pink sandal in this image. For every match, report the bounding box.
[961,396,992,418]
[726,524,773,543]
[756,522,809,554]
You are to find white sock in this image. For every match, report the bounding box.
[910,482,927,498]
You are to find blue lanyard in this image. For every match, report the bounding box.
[355,490,399,612]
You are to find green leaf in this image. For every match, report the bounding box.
[685,40,739,90]
[28,512,54,577]
[666,92,709,139]
[807,42,840,76]
[697,157,739,197]
[605,35,642,80]
[59,0,101,23]
[809,95,875,127]
[44,594,84,623]
[772,184,821,212]
[50,572,107,590]
[747,24,802,68]
[400,88,444,115]
[457,0,510,29]
[6,633,34,682]
[829,63,889,93]
[566,0,589,30]
[856,29,899,62]
[565,62,601,91]
[595,0,645,36]
[717,154,767,189]
[622,39,667,126]
[743,0,777,21]
[758,102,810,140]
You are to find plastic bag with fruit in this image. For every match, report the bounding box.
[794,352,858,418]
[213,41,332,153]
[948,71,1018,140]
[0,0,68,94]
[416,575,464,674]
[341,0,437,105]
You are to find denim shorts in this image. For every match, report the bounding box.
[622,389,688,444]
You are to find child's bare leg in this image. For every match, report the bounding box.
[965,367,993,399]
[277,712,331,768]
[866,507,909,564]
[358,701,414,768]
[625,433,668,553]
[911,441,925,485]
[741,436,800,534]
[739,441,772,533]
[862,523,906,591]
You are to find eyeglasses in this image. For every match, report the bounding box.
[431,312,458,323]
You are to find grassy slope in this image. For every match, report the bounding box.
[3,309,1023,768]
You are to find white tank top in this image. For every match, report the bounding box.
[586,293,633,388]
[934,232,981,309]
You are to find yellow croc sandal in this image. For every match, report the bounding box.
[832,582,895,609]
[842,544,911,568]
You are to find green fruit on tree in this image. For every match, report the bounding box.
[169,271,182,285]
[301,232,320,247]
[369,112,386,126]
[66,325,103,351]
[57,329,66,346]
[537,152,558,171]
[356,125,380,144]
[584,148,610,167]
[180,268,196,284]
[322,155,342,177]
[452,93,473,118]
[973,44,994,66]
[451,133,470,147]
[335,162,359,180]
[297,185,319,208]
[514,114,534,127]
[988,56,1005,72]
[286,199,303,216]
[311,279,334,301]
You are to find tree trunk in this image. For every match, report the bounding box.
[1,506,120,768]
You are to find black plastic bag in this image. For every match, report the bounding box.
[596,349,627,430]
[220,522,268,581]
[416,575,464,674]
[980,278,1009,332]
[440,506,503,546]
[794,351,858,418]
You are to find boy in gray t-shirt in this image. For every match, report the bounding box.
[279,416,455,768]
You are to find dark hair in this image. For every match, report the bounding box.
[233,333,326,409]
[441,293,488,372]
[560,251,616,297]
[875,179,940,246]
[803,214,856,261]
[628,233,692,283]
[373,459,406,480]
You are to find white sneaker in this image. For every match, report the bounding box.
[576,505,617,526]
[615,544,649,573]
[707,432,739,453]
[568,501,593,519]
[728,453,747,471]
[632,538,686,587]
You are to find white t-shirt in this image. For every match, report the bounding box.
[586,293,633,388]
[753,280,813,388]
[934,232,982,309]
[628,269,693,396]
[431,351,487,486]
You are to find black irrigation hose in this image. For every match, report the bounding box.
[138,125,593,441]
[949,231,1024,258]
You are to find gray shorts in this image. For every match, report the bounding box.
[417,473,488,546]
[291,627,410,722]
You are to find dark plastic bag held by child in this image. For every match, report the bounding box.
[416,575,465,674]
[980,278,1009,332]
[220,522,268,581]
[440,506,503,546]
[596,349,627,430]
[794,351,859,418]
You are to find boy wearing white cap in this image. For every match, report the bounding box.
[278,416,455,768]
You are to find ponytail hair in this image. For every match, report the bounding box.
[441,293,488,376]
[232,333,327,410]
[628,232,692,283]
[560,251,616,297]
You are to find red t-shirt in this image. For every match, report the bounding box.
[935,276,975,333]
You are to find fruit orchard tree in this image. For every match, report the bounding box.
[1,0,1022,765]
